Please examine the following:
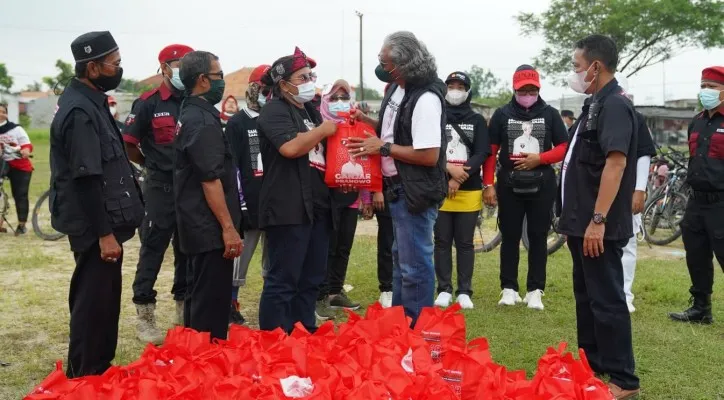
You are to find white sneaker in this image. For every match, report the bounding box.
[379,291,393,308]
[456,294,474,309]
[435,292,453,307]
[627,302,636,313]
[524,290,545,310]
[498,289,522,306]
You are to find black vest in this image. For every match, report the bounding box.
[50,83,144,236]
[377,80,448,213]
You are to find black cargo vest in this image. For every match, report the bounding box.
[50,83,144,236]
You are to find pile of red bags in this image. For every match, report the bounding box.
[26,304,614,399]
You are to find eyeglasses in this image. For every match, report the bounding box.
[330,95,351,101]
[515,89,539,96]
[101,61,122,69]
[291,72,317,84]
[206,71,224,80]
[378,54,388,65]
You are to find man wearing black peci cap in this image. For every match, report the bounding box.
[49,31,144,377]
[561,109,576,130]
[123,44,194,345]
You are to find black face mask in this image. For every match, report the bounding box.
[90,67,123,92]
[375,64,394,83]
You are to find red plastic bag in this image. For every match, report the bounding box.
[324,115,382,192]
[530,343,614,400]
[413,304,467,363]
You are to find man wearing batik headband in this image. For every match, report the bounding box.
[122,43,194,345]
[226,64,271,326]
[669,66,724,325]
[257,47,338,333]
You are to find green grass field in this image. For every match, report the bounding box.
[0,131,722,399]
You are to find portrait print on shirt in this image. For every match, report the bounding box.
[508,118,544,160]
[303,118,326,172]
[445,123,474,165]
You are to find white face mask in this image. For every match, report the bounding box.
[567,64,594,94]
[109,106,117,116]
[290,82,316,104]
[445,89,469,106]
[169,67,185,91]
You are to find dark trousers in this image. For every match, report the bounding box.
[319,207,358,298]
[434,210,478,296]
[184,249,233,340]
[568,236,639,390]
[259,209,330,333]
[132,180,187,304]
[376,211,394,293]
[681,199,724,297]
[67,242,122,378]
[497,176,556,292]
[7,167,31,222]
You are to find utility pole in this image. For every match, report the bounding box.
[356,10,364,101]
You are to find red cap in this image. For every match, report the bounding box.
[158,44,194,64]
[513,69,541,90]
[249,65,271,84]
[702,66,724,84]
[107,95,117,105]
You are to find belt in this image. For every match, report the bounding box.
[383,175,402,186]
[690,190,724,204]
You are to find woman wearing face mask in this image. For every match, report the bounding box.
[257,47,338,333]
[225,64,271,325]
[0,103,33,235]
[220,95,239,127]
[314,79,373,320]
[484,64,568,311]
[433,72,490,310]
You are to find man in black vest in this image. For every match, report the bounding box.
[175,51,242,340]
[557,35,640,399]
[347,31,447,326]
[49,31,144,377]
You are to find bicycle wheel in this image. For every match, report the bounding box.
[474,204,502,253]
[642,191,687,246]
[32,190,65,241]
[521,215,567,255]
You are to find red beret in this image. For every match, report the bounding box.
[702,66,724,84]
[158,44,194,64]
[249,64,271,84]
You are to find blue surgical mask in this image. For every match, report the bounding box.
[328,100,351,114]
[257,93,267,107]
[169,67,185,91]
[699,88,723,110]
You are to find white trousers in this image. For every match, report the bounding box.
[621,214,642,305]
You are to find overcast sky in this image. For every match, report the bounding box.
[1,0,721,106]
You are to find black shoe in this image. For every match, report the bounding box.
[669,295,713,324]
[229,301,245,325]
[14,224,26,236]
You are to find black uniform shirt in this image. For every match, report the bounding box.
[558,79,638,241]
[226,108,263,230]
[123,83,182,175]
[686,110,724,192]
[174,96,241,255]
[257,98,331,229]
[635,111,657,159]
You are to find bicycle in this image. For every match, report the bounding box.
[642,166,689,246]
[31,162,146,241]
[522,199,567,255]
[0,146,34,235]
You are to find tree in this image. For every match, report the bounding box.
[0,63,13,93]
[355,86,382,101]
[24,81,43,92]
[466,66,513,108]
[118,78,153,95]
[517,0,724,81]
[43,59,74,92]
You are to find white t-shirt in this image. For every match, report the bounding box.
[560,122,581,209]
[341,161,365,178]
[0,123,31,161]
[380,87,442,177]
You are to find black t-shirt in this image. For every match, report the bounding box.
[444,109,490,191]
[174,96,241,254]
[489,98,569,173]
[122,83,182,176]
[635,111,656,159]
[686,110,724,191]
[257,98,331,228]
[558,79,638,241]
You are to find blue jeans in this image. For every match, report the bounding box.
[388,185,438,326]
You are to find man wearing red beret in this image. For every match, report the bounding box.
[122,44,194,345]
[669,66,724,325]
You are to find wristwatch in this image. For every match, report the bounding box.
[380,142,392,157]
[592,213,607,225]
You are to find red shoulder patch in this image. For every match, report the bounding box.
[139,87,160,101]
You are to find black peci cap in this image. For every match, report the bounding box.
[561,110,575,119]
[445,71,471,90]
[71,31,118,63]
